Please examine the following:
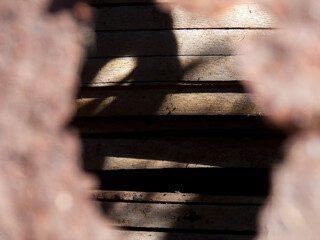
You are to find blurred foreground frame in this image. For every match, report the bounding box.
[165,0,320,239]
[0,0,121,239]
[1,0,320,239]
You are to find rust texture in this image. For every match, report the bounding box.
[164,0,320,239]
[241,0,320,129]
[0,0,120,239]
[156,0,238,15]
[257,133,320,240]
[240,1,320,239]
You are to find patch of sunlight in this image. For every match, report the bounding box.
[103,156,218,170]
[94,57,138,83]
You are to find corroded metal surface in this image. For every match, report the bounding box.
[156,0,237,15]
[239,0,320,239]
[165,0,320,239]
[0,0,120,239]
[257,133,320,240]
[240,0,320,129]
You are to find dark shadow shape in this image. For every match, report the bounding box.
[94,168,268,240]
[48,0,82,13]
[74,2,285,239]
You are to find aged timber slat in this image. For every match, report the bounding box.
[92,168,270,195]
[82,56,242,85]
[77,93,259,116]
[92,190,265,204]
[95,4,273,31]
[117,231,254,240]
[82,136,281,170]
[121,231,254,240]
[89,0,255,4]
[90,29,271,58]
[73,116,280,134]
[100,202,259,231]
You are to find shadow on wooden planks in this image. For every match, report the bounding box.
[75,1,283,239]
[82,0,185,85]
[92,168,270,240]
[78,0,210,117]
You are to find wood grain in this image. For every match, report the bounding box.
[100,202,259,231]
[89,0,255,4]
[94,4,273,31]
[117,231,254,240]
[82,56,243,85]
[82,136,281,170]
[92,190,265,204]
[77,92,259,116]
[89,29,271,57]
[73,116,279,134]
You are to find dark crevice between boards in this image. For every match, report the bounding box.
[89,168,270,196]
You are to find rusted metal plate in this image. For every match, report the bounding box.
[0,0,120,239]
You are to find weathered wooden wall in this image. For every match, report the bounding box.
[72,1,283,239]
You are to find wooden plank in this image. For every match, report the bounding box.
[89,0,255,4]
[81,56,242,85]
[77,92,259,116]
[82,136,282,170]
[117,230,254,240]
[92,190,265,204]
[89,0,153,4]
[94,4,274,31]
[90,29,271,57]
[92,168,270,195]
[72,116,280,134]
[99,202,259,231]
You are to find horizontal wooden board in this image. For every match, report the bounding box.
[89,29,271,57]
[117,230,254,240]
[92,190,265,204]
[73,116,281,134]
[94,4,273,31]
[89,0,254,4]
[81,56,242,85]
[77,92,259,116]
[82,136,282,170]
[91,168,270,195]
[99,202,259,231]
